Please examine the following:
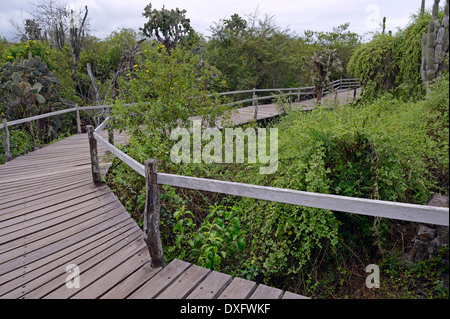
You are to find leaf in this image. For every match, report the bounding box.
[175,234,183,247]
[213,253,221,266]
[36,93,45,104]
[12,72,20,84]
[11,84,22,97]
[237,238,246,251]
[32,82,42,92]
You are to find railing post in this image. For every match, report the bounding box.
[253,88,258,120]
[2,118,13,162]
[297,87,301,102]
[143,159,165,268]
[76,103,81,134]
[289,90,293,105]
[87,125,102,184]
[107,107,114,145]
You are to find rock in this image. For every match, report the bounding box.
[437,226,449,245]
[427,194,449,207]
[417,225,436,241]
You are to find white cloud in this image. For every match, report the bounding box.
[0,0,424,41]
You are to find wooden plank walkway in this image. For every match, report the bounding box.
[0,131,307,299]
[216,88,362,127]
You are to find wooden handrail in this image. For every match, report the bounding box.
[90,116,448,228]
[2,78,362,164]
[85,102,448,264]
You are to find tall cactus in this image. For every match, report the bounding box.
[421,0,449,92]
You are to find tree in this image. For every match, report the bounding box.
[309,48,343,102]
[22,19,42,42]
[141,3,192,54]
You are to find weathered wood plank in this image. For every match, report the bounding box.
[156,173,449,226]
[100,263,162,299]
[249,284,283,299]
[217,277,257,299]
[128,259,191,299]
[0,209,130,276]
[156,264,211,299]
[42,237,146,299]
[0,218,136,296]
[282,291,310,299]
[1,221,138,298]
[186,270,233,299]
[71,247,150,299]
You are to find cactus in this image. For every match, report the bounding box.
[0,53,64,139]
[309,48,343,103]
[421,0,449,92]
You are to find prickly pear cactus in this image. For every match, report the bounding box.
[421,0,449,92]
[0,53,62,117]
[0,53,64,140]
[309,48,343,102]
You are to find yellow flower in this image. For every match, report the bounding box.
[126,73,130,76]
[134,64,137,68]
[26,45,30,48]
[146,70,149,73]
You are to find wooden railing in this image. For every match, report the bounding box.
[86,115,448,267]
[1,79,361,162]
[214,78,361,119]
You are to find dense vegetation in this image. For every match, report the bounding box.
[1,1,448,298]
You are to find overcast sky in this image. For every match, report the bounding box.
[0,0,433,42]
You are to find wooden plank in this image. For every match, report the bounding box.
[0,190,114,230]
[156,264,211,299]
[282,291,310,299]
[217,277,257,299]
[249,284,283,299]
[186,270,233,299]
[70,246,150,299]
[42,237,146,299]
[100,263,162,299]
[0,218,136,296]
[0,199,122,247]
[0,191,116,235]
[156,173,449,226]
[22,228,143,299]
[0,203,125,259]
[1,221,138,298]
[0,209,130,276]
[128,259,191,299]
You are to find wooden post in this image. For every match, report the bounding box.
[297,87,301,102]
[87,125,102,184]
[143,159,165,268]
[253,88,258,120]
[353,87,357,102]
[289,90,292,105]
[107,108,114,145]
[76,103,81,134]
[2,118,13,162]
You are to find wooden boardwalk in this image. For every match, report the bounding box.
[217,87,362,127]
[0,131,307,299]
